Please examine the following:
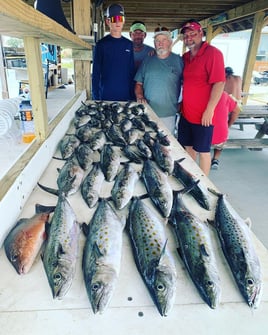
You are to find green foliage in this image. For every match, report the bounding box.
[6,37,23,49]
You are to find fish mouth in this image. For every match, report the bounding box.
[91,286,110,314]
[248,286,262,308]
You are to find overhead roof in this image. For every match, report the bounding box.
[22,0,268,34]
[102,0,268,33]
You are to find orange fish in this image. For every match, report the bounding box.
[4,204,54,275]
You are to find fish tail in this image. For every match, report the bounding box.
[37,182,59,196]
[207,188,222,198]
[35,204,56,214]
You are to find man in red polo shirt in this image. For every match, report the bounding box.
[177,19,225,175]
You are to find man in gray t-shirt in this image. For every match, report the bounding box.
[129,21,154,72]
[134,27,183,134]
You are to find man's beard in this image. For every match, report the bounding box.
[156,48,169,57]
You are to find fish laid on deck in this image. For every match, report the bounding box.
[4,204,55,275]
[75,143,94,170]
[151,139,174,175]
[209,189,262,309]
[111,163,139,210]
[56,157,84,195]
[100,143,121,182]
[82,198,125,314]
[81,162,105,208]
[59,134,80,159]
[42,193,81,299]
[169,189,221,309]
[172,158,211,210]
[142,159,173,218]
[127,197,177,316]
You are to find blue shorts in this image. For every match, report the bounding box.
[177,116,214,153]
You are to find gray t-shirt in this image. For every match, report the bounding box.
[134,44,154,72]
[134,52,183,117]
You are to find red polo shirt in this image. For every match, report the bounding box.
[182,41,225,124]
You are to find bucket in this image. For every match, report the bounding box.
[0,98,22,137]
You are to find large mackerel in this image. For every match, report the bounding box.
[81,162,105,208]
[42,193,80,299]
[100,143,121,182]
[169,189,221,309]
[111,162,139,209]
[127,197,177,316]
[142,159,173,218]
[209,189,262,308]
[82,199,125,313]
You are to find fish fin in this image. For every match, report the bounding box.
[207,188,221,197]
[57,243,66,256]
[93,242,104,258]
[200,244,210,257]
[35,204,56,214]
[244,217,252,228]
[139,193,150,201]
[175,157,186,164]
[207,219,215,228]
[176,247,183,259]
[159,239,168,261]
[52,156,66,161]
[82,222,90,236]
[37,182,59,196]
[45,222,51,236]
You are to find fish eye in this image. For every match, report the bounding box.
[54,272,62,284]
[207,280,214,288]
[92,283,100,291]
[11,254,18,262]
[247,278,254,286]
[156,283,166,291]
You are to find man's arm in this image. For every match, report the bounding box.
[135,82,147,103]
[202,81,225,126]
[91,45,101,100]
[228,104,241,127]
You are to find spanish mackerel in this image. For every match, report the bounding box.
[81,162,105,208]
[56,157,84,195]
[42,193,81,299]
[100,143,121,182]
[151,139,174,175]
[127,197,177,316]
[82,199,125,313]
[169,189,221,309]
[142,159,173,218]
[59,134,80,159]
[209,188,262,308]
[111,163,139,209]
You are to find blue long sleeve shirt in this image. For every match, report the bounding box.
[92,35,135,101]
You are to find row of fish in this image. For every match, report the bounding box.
[3,100,262,316]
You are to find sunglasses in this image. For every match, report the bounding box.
[154,26,169,33]
[110,16,125,23]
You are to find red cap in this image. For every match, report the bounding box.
[181,22,202,34]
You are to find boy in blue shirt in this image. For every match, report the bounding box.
[92,4,135,101]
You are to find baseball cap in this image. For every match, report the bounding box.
[181,21,202,34]
[225,67,234,75]
[154,26,171,38]
[106,4,125,18]
[130,22,146,33]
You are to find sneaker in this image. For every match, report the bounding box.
[211,159,219,170]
